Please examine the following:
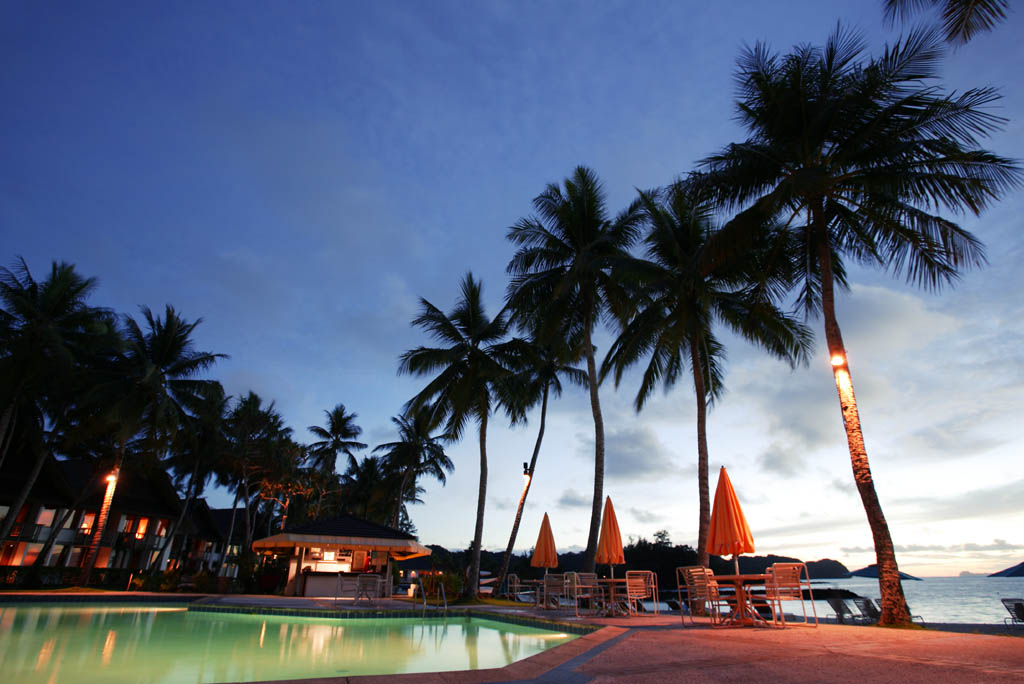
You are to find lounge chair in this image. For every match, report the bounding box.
[564,572,601,616]
[825,597,865,624]
[506,573,522,600]
[764,562,817,627]
[676,566,727,625]
[1001,598,1024,628]
[872,598,924,624]
[851,597,880,623]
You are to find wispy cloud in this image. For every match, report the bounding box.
[842,539,1024,554]
[557,489,591,508]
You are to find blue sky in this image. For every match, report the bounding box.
[3,1,1022,576]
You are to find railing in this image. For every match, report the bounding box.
[415,575,448,618]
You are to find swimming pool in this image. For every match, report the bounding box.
[0,603,579,683]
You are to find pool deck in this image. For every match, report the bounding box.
[3,591,1022,682]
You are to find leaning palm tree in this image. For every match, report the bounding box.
[399,272,510,598]
[307,404,367,475]
[699,26,1020,624]
[492,326,587,595]
[884,0,1009,44]
[78,305,224,583]
[506,166,643,571]
[374,408,453,529]
[602,180,812,568]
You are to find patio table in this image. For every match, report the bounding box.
[715,573,769,626]
[597,578,629,616]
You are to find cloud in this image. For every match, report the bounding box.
[757,442,806,477]
[896,479,1024,522]
[629,507,660,524]
[576,426,687,481]
[829,478,856,495]
[557,489,591,508]
[841,539,1024,554]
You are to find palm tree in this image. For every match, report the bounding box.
[399,272,510,598]
[602,180,812,567]
[307,404,367,476]
[154,382,230,569]
[699,26,1020,624]
[373,408,453,529]
[884,0,1009,44]
[0,259,115,542]
[79,305,224,583]
[493,326,587,595]
[339,453,394,523]
[506,166,643,571]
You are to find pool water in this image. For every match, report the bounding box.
[0,604,578,683]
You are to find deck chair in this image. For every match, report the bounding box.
[872,599,924,624]
[676,566,726,625]
[825,598,861,624]
[764,563,817,627]
[1002,598,1024,628]
[542,573,565,609]
[851,597,880,623]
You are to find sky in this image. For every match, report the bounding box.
[2,1,1022,577]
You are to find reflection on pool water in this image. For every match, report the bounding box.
[0,604,579,684]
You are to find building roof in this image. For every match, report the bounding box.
[284,513,418,540]
[59,460,182,519]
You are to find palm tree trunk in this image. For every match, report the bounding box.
[690,340,711,568]
[279,495,290,531]
[79,440,125,585]
[0,402,16,472]
[392,469,413,529]
[466,411,489,600]
[155,458,202,570]
[0,441,47,542]
[218,490,240,577]
[583,311,605,572]
[815,217,911,626]
[496,384,548,596]
[241,466,252,548]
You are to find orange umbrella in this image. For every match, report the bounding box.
[706,466,755,573]
[595,496,625,576]
[530,512,558,570]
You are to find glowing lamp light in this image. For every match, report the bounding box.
[522,462,530,485]
[106,473,118,483]
[830,354,845,367]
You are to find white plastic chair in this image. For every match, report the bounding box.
[764,563,817,627]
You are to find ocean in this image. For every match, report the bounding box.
[816,576,1024,624]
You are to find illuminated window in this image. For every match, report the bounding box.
[323,550,336,561]
[79,513,96,535]
[134,518,149,540]
[118,515,136,533]
[155,519,168,537]
[35,508,56,527]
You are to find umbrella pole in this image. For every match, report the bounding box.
[733,555,739,575]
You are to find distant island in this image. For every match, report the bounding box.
[989,561,1024,577]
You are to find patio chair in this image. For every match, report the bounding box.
[506,573,521,600]
[764,562,817,627]
[1001,598,1024,628]
[624,570,659,615]
[676,566,726,625]
[542,573,565,609]
[356,574,381,604]
[565,572,601,616]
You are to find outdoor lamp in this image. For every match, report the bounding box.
[523,462,530,484]
[830,354,845,367]
[106,473,117,483]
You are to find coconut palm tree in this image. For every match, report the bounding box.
[307,404,367,475]
[78,305,224,583]
[154,381,230,569]
[602,180,813,567]
[339,453,394,523]
[492,326,587,595]
[506,166,643,571]
[399,272,510,598]
[884,0,1009,44]
[0,259,116,542]
[373,408,453,529]
[698,26,1020,624]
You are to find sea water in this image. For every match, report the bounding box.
[814,576,1024,623]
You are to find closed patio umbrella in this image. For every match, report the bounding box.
[706,466,755,574]
[595,496,625,577]
[530,512,558,572]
